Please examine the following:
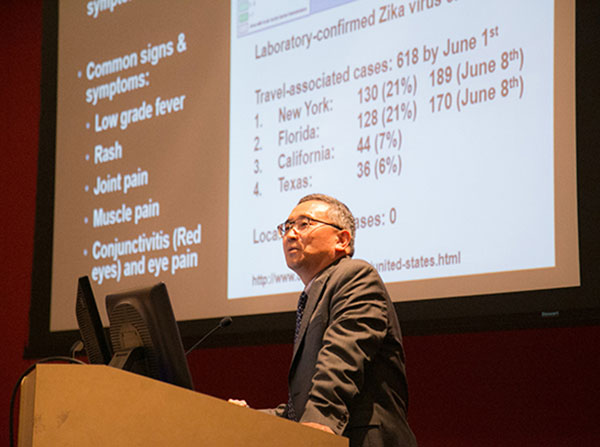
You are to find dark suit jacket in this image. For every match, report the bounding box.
[285,257,417,447]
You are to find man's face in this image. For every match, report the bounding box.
[282,200,343,284]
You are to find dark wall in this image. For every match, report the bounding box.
[1,1,599,446]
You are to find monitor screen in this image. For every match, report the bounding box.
[75,275,113,364]
[105,282,194,390]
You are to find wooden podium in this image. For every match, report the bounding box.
[18,364,347,446]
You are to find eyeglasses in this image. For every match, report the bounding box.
[277,216,343,237]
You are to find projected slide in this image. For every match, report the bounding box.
[228,0,554,298]
[48,0,576,332]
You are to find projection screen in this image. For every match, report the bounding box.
[28,0,581,352]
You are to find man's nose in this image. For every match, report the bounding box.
[285,226,300,239]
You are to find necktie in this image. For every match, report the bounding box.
[294,291,308,344]
[287,291,308,421]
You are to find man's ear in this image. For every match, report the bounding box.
[335,229,351,254]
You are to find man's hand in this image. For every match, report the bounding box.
[301,422,335,434]
[227,399,249,408]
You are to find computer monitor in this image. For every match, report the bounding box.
[105,282,194,390]
[75,276,112,364]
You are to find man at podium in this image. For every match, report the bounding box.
[234,194,416,447]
